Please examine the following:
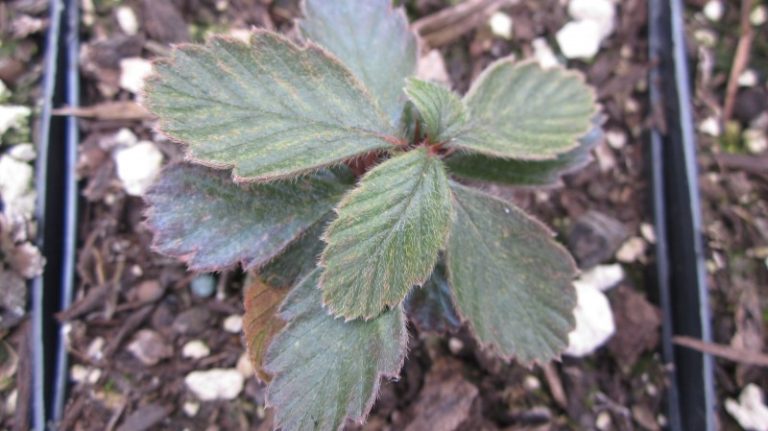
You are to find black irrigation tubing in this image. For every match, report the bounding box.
[649,0,716,429]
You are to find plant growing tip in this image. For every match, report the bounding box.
[142,1,600,430]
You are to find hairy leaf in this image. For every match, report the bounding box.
[299,0,418,124]
[445,116,605,186]
[320,148,453,320]
[243,276,288,382]
[404,78,467,143]
[144,164,347,271]
[404,261,462,334]
[448,60,597,160]
[265,269,408,431]
[144,31,398,181]
[258,219,328,289]
[446,183,577,364]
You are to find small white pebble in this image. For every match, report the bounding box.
[223,315,243,333]
[640,223,657,244]
[489,12,513,40]
[5,390,17,415]
[565,281,615,357]
[182,340,211,360]
[113,128,138,148]
[751,5,767,25]
[596,411,612,430]
[417,50,451,86]
[113,141,164,196]
[568,0,615,38]
[236,352,254,378]
[698,116,721,137]
[119,57,153,94]
[738,69,759,87]
[703,0,724,21]
[523,375,541,391]
[532,38,559,69]
[7,144,35,162]
[0,105,31,137]
[744,128,767,154]
[115,6,139,35]
[86,337,105,361]
[606,129,627,149]
[575,264,624,292]
[556,20,603,60]
[185,369,244,401]
[0,154,35,218]
[183,401,200,417]
[725,384,768,431]
[616,237,647,263]
[448,337,464,355]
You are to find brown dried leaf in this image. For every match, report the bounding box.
[243,276,289,382]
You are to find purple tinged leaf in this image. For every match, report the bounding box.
[264,269,408,431]
[144,164,348,272]
[404,261,462,334]
[446,183,577,365]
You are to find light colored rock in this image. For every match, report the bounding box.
[127,329,172,366]
[641,223,657,244]
[119,57,153,94]
[182,340,211,360]
[564,277,615,357]
[417,50,451,86]
[0,105,31,138]
[236,352,254,378]
[694,29,717,48]
[744,128,767,154]
[596,411,612,430]
[8,143,35,162]
[489,12,513,40]
[606,129,627,149]
[556,20,602,60]
[568,0,615,38]
[5,389,17,415]
[523,375,541,391]
[228,28,252,44]
[699,116,721,137]
[738,69,759,87]
[113,141,163,196]
[223,315,243,333]
[725,384,768,431]
[70,364,102,385]
[185,368,245,401]
[703,0,724,21]
[448,337,464,355]
[616,236,647,263]
[0,154,34,218]
[532,38,559,69]
[86,337,105,361]
[183,401,200,417]
[114,128,139,148]
[751,5,767,25]
[116,6,139,35]
[576,264,625,292]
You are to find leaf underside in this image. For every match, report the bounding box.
[449,60,597,160]
[144,164,346,271]
[320,148,453,320]
[446,183,577,365]
[144,31,396,181]
[264,269,408,431]
[404,78,467,143]
[299,0,418,124]
[445,115,605,186]
[404,261,462,334]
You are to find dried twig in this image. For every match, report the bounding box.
[541,362,568,409]
[412,0,517,48]
[53,101,153,121]
[723,0,755,122]
[673,335,768,367]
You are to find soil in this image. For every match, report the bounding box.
[39,0,766,430]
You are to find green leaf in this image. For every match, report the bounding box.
[404,261,462,334]
[299,0,418,124]
[404,78,467,143]
[144,31,398,182]
[448,60,597,160]
[445,116,605,186]
[320,148,453,320]
[144,164,347,271]
[264,269,408,431]
[258,219,328,289]
[446,183,577,365]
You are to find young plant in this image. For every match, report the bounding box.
[142,1,600,429]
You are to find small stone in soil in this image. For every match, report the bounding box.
[185,368,245,401]
[190,274,216,298]
[127,329,173,366]
[173,307,211,336]
[567,211,628,269]
[223,314,243,333]
[182,340,210,360]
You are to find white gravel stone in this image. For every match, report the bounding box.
[417,50,451,86]
[738,69,759,87]
[0,154,34,218]
[119,57,153,94]
[116,6,139,35]
[223,315,243,333]
[489,12,513,40]
[698,116,721,137]
[616,236,647,263]
[182,340,211,360]
[725,384,768,431]
[532,38,559,69]
[564,276,616,357]
[0,105,31,138]
[703,0,724,21]
[744,128,767,154]
[7,143,35,162]
[236,352,254,378]
[556,20,602,60]
[751,5,767,25]
[577,264,625,292]
[185,369,244,401]
[568,0,615,38]
[113,141,163,196]
[183,401,200,417]
[606,129,627,149]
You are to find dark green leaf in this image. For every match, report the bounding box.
[448,60,597,160]
[446,183,577,365]
[445,116,605,186]
[258,219,328,289]
[144,164,347,271]
[265,269,408,431]
[299,0,418,124]
[320,148,453,320]
[404,261,462,334]
[404,78,467,143]
[144,31,398,181]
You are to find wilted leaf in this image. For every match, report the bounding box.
[144,164,347,271]
[445,116,604,186]
[265,269,408,431]
[144,31,398,181]
[404,261,462,334]
[404,78,467,143]
[321,148,453,320]
[448,60,597,160]
[243,276,289,382]
[299,0,417,124]
[446,183,577,364]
